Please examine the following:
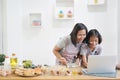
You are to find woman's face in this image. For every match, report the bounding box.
[77,29,86,43]
[89,36,99,48]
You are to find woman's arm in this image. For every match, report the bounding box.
[53,45,67,65]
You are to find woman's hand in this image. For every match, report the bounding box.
[76,58,80,65]
[59,57,67,65]
[53,46,67,65]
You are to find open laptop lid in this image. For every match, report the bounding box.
[87,55,117,73]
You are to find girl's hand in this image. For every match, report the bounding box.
[59,57,67,65]
[81,55,87,68]
[82,62,87,68]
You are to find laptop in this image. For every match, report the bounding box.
[116,55,120,69]
[86,55,117,74]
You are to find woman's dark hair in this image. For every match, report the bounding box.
[83,29,102,44]
[70,23,88,46]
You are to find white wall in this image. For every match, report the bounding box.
[3,0,118,65]
[118,0,120,63]
[118,0,120,54]
[0,0,3,53]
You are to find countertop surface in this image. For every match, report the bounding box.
[0,70,119,80]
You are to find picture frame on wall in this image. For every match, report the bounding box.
[30,13,41,27]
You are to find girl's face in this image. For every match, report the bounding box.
[77,29,86,43]
[89,36,99,48]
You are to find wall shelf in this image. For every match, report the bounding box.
[87,0,105,5]
[55,0,74,19]
[29,13,41,27]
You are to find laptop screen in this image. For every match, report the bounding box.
[87,55,117,73]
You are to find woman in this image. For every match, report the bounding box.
[79,29,102,68]
[53,23,88,65]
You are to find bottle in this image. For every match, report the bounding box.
[10,53,18,69]
[2,56,11,76]
[94,0,98,4]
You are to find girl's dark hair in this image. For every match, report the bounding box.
[77,29,102,60]
[83,29,102,44]
[70,23,88,46]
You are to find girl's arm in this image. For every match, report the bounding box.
[53,45,67,65]
[81,55,87,68]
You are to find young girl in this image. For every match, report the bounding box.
[78,29,102,68]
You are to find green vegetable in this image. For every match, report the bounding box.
[0,54,5,64]
[22,60,32,68]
